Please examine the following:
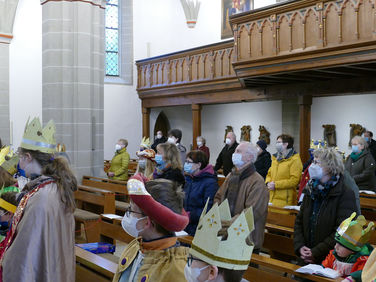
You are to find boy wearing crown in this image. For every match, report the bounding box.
[185,200,254,282]
[322,213,374,282]
[113,175,190,282]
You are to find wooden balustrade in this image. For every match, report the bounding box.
[230,0,376,84]
[137,40,236,91]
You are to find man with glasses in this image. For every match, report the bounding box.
[113,176,190,282]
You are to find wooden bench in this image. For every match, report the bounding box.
[81,176,130,215]
[74,187,116,242]
[360,193,376,221]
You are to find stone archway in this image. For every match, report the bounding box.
[153,111,170,138]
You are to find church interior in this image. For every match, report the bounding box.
[0,0,376,281]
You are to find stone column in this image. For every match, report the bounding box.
[41,0,105,179]
[0,0,19,146]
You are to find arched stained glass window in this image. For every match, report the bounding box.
[105,0,119,76]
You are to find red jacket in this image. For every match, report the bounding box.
[198,145,210,160]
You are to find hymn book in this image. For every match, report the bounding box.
[295,264,340,278]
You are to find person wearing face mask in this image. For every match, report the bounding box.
[294,148,358,266]
[345,136,376,192]
[108,139,130,181]
[151,130,167,153]
[185,199,254,282]
[113,176,189,282]
[265,134,303,212]
[214,132,239,176]
[364,131,376,164]
[153,143,185,186]
[0,117,77,282]
[135,148,156,180]
[183,150,219,236]
[196,136,210,160]
[167,129,187,166]
[254,140,271,179]
[214,142,269,254]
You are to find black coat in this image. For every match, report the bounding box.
[151,136,167,152]
[345,149,376,191]
[368,139,376,167]
[254,150,272,179]
[293,175,357,264]
[214,142,239,176]
[154,167,185,187]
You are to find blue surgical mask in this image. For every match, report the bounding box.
[184,163,195,174]
[309,163,323,180]
[155,154,165,166]
[352,145,360,154]
[232,153,244,168]
[365,137,370,142]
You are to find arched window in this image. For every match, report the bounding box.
[105,0,133,84]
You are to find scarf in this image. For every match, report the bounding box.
[276,148,293,162]
[154,163,172,177]
[350,150,363,161]
[225,163,256,216]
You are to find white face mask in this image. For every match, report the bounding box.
[225,138,231,145]
[184,264,209,282]
[121,213,147,238]
[115,144,122,151]
[167,137,176,144]
[156,134,162,139]
[276,142,283,152]
[309,163,324,180]
[232,153,245,168]
[197,141,203,147]
[138,159,146,169]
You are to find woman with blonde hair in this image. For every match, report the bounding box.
[136,149,156,180]
[294,148,357,265]
[345,136,376,191]
[0,117,77,281]
[153,143,185,186]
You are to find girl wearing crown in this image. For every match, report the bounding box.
[0,117,77,282]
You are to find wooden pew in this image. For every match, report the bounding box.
[75,245,117,282]
[81,176,130,215]
[74,187,116,242]
[217,175,226,187]
[360,193,376,221]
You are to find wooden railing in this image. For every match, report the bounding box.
[231,0,376,77]
[136,40,236,91]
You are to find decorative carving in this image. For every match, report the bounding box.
[240,125,251,141]
[349,123,366,146]
[258,126,270,145]
[224,126,234,143]
[322,124,337,147]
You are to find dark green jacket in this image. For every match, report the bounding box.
[345,149,376,191]
[294,175,358,264]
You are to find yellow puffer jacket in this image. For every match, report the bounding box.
[265,152,302,208]
[109,147,130,181]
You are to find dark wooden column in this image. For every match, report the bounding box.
[299,95,312,164]
[142,107,150,138]
[192,104,202,149]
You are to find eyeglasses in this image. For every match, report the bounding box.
[187,255,205,267]
[125,207,145,217]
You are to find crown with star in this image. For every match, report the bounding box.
[190,199,255,270]
[0,147,19,175]
[20,117,56,154]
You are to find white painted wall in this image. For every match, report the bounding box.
[9,0,42,150]
[311,94,376,155]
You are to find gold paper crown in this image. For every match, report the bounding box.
[190,199,254,270]
[20,117,56,154]
[140,137,151,149]
[56,143,66,152]
[0,147,19,175]
[310,139,327,150]
[336,212,375,251]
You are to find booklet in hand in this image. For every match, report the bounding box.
[295,264,340,279]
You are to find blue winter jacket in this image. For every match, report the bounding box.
[183,164,219,236]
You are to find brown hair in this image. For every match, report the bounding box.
[156,143,182,170]
[186,150,208,170]
[119,139,128,147]
[19,148,77,213]
[277,134,294,149]
[0,167,16,188]
[145,179,184,235]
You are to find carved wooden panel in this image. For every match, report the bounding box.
[233,0,376,62]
